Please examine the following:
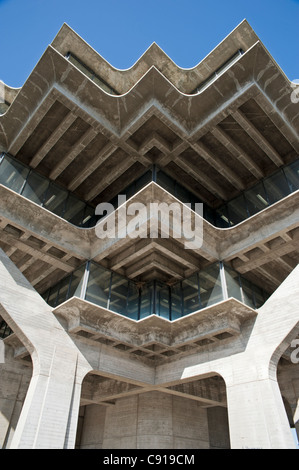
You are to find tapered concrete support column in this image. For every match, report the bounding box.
[9,351,83,449]
[174,264,299,449]
[226,376,295,449]
[0,249,92,448]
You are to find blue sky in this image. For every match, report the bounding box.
[0,0,298,87]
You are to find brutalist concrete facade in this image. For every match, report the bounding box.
[0,20,298,449]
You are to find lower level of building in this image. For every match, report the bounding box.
[0,247,298,449]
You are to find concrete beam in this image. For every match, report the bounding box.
[30,111,77,168]
[49,127,97,180]
[211,125,264,179]
[68,141,117,191]
[192,140,246,191]
[232,109,284,166]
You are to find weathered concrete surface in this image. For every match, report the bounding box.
[0,248,92,448]
[154,263,299,448]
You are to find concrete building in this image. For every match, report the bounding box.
[0,19,298,449]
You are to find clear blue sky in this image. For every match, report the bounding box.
[0,0,298,88]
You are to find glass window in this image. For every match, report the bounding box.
[252,283,267,308]
[0,154,29,193]
[227,195,248,225]
[182,274,200,315]
[245,182,269,216]
[240,276,255,308]
[55,275,71,305]
[22,171,49,205]
[68,265,86,298]
[170,282,183,320]
[224,265,242,302]
[214,206,230,228]
[284,160,299,193]
[80,205,95,227]
[135,170,152,193]
[126,282,140,320]
[139,282,153,319]
[85,263,111,308]
[47,285,59,307]
[203,205,216,225]
[263,170,290,204]
[156,283,170,319]
[64,194,87,225]
[43,183,68,217]
[198,263,223,308]
[109,272,129,315]
[156,170,175,195]
[0,319,12,338]
[175,183,191,204]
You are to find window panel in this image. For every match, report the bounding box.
[198,263,223,308]
[284,160,299,192]
[85,263,111,308]
[182,274,200,315]
[156,283,170,319]
[0,154,29,193]
[245,182,269,216]
[22,171,49,205]
[109,272,129,315]
[224,265,242,302]
[264,170,290,204]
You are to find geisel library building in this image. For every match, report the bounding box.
[0,19,298,450]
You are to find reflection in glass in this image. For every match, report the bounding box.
[139,283,153,319]
[0,154,29,193]
[1,152,299,229]
[156,283,170,319]
[224,265,242,302]
[126,282,140,320]
[264,171,290,204]
[43,261,269,320]
[43,183,68,217]
[240,277,255,309]
[182,275,200,315]
[284,160,299,192]
[198,263,223,308]
[245,182,269,216]
[85,262,111,308]
[68,265,85,298]
[109,272,129,315]
[171,283,183,320]
[227,195,248,225]
[21,171,49,205]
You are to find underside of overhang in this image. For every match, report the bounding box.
[0,20,298,298]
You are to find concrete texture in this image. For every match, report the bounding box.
[0,19,298,449]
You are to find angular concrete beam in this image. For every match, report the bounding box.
[68,141,116,191]
[254,93,299,154]
[30,111,77,168]
[232,109,284,166]
[138,131,172,156]
[8,91,57,155]
[175,155,228,201]
[211,125,264,179]
[85,155,134,201]
[192,140,246,191]
[49,127,97,180]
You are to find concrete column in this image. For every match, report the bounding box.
[10,350,83,449]
[0,249,92,448]
[226,375,295,449]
